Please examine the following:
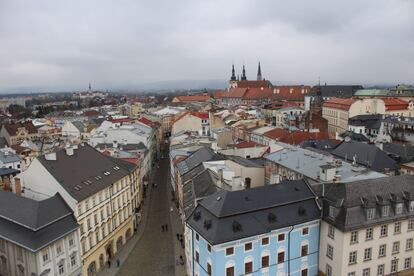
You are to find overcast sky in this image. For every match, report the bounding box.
[1,0,413,93]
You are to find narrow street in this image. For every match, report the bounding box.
[116,157,178,276]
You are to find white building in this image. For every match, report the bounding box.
[318,175,414,276]
[0,190,81,276]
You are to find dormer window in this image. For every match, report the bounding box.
[410,201,414,212]
[395,203,403,215]
[382,206,389,217]
[329,206,337,218]
[367,208,376,220]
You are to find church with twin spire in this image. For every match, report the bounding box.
[229,62,270,89]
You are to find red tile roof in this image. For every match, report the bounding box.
[174,95,210,102]
[214,90,226,99]
[190,112,209,119]
[173,111,209,123]
[279,131,329,145]
[3,122,37,136]
[222,88,248,98]
[234,141,260,148]
[323,98,358,111]
[109,117,133,124]
[263,128,290,140]
[138,117,157,128]
[236,80,272,88]
[383,98,408,111]
[243,88,274,100]
[272,85,311,101]
[263,128,329,145]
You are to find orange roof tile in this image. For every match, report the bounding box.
[323,97,358,111]
[175,95,210,102]
[383,98,408,111]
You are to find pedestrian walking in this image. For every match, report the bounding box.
[176,233,179,240]
[108,260,111,268]
[170,206,173,212]
[165,224,168,231]
[116,259,120,267]
[162,225,164,232]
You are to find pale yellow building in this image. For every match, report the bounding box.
[20,144,141,276]
[322,97,410,136]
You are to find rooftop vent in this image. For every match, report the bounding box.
[232,221,242,232]
[83,180,93,185]
[104,171,111,176]
[204,219,212,230]
[216,196,221,201]
[114,166,120,171]
[94,176,102,180]
[74,185,82,191]
[298,206,307,216]
[193,211,201,221]
[267,212,277,223]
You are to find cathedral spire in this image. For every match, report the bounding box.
[230,64,236,81]
[88,83,92,91]
[241,65,247,80]
[257,62,262,81]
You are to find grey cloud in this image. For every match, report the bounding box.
[0,0,413,92]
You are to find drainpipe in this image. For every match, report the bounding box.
[287,225,294,276]
[192,228,195,276]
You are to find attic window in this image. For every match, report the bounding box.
[204,220,212,230]
[232,221,242,232]
[74,185,82,191]
[114,166,120,171]
[83,180,92,185]
[267,213,277,223]
[298,206,307,216]
[94,176,102,180]
[193,211,201,221]
[104,171,111,176]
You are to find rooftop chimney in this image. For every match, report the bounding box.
[66,147,74,156]
[45,152,57,161]
[15,177,22,196]
[3,176,11,191]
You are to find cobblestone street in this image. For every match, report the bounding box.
[114,157,184,276]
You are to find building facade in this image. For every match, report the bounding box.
[20,145,140,276]
[185,180,320,276]
[318,175,414,276]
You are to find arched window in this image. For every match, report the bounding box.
[87,261,97,276]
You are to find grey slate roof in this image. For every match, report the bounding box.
[225,155,264,168]
[339,131,370,142]
[0,168,20,177]
[183,169,221,219]
[331,141,399,172]
[0,191,78,252]
[38,144,130,201]
[187,180,320,245]
[310,85,363,97]
[348,114,382,130]
[72,121,86,133]
[300,139,338,150]
[0,150,21,164]
[177,147,225,175]
[382,143,414,163]
[319,175,414,231]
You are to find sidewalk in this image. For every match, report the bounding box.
[98,170,155,276]
[167,172,187,276]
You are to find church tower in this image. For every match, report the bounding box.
[230,64,236,81]
[257,62,262,81]
[241,65,247,80]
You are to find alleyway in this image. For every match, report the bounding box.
[115,157,183,276]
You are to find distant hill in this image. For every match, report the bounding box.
[136,79,228,91]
